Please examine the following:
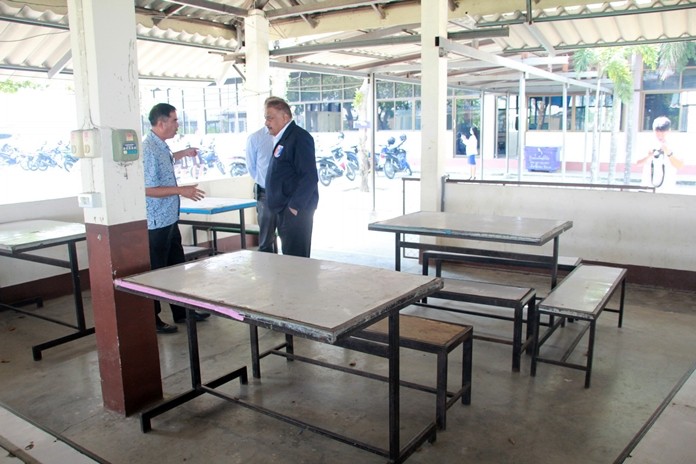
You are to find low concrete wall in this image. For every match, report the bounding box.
[440,182,696,287]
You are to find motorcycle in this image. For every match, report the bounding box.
[379,134,411,179]
[229,157,248,177]
[198,146,226,175]
[63,150,79,172]
[316,153,350,187]
[0,144,21,167]
[331,133,359,181]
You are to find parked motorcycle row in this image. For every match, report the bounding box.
[316,133,360,187]
[0,142,79,172]
[316,132,412,187]
[374,134,412,179]
[174,142,248,181]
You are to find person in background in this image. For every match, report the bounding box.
[463,125,479,180]
[143,102,210,334]
[263,97,319,258]
[636,116,684,193]
[245,118,277,253]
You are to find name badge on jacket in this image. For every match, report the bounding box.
[273,145,284,158]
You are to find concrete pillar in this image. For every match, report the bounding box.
[518,73,527,181]
[420,0,448,212]
[244,10,271,131]
[67,0,162,415]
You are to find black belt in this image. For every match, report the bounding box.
[255,184,265,194]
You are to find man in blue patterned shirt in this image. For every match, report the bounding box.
[143,103,209,333]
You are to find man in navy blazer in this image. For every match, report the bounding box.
[264,97,319,257]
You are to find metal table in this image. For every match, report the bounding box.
[179,197,257,251]
[114,250,443,463]
[368,211,573,288]
[0,220,94,360]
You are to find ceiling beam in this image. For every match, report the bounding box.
[165,0,247,17]
[47,50,71,79]
[520,23,556,56]
[265,0,394,19]
[268,27,509,58]
[438,37,611,93]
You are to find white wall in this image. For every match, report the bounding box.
[442,183,696,272]
[0,176,254,287]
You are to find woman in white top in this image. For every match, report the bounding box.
[463,126,479,180]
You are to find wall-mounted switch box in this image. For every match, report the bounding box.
[112,129,139,162]
[77,192,101,208]
[70,129,100,158]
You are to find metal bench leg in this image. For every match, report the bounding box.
[462,335,472,406]
[618,278,626,328]
[585,320,596,388]
[285,334,294,361]
[525,297,537,355]
[249,325,261,378]
[530,310,541,377]
[512,303,523,372]
[436,350,448,430]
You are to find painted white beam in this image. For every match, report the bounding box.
[439,38,611,93]
[47,49,71,79]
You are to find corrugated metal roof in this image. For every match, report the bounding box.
[0,0,694,89]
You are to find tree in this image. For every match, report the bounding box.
[0,79,39,93]
[353,80,372,192]
[573,46,657,184]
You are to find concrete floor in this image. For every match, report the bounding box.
[2,182,696,463]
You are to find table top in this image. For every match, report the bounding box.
[180,197,256,215]
[0,220,86,253]
[368,211,573,246]
[114,250,443,344]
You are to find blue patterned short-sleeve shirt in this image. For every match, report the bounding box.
[143,130,179,230]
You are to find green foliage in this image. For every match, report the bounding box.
[658,41,696,77]
[0,79,39,94]
[353,89,363,108]
[572,49,596,73]
[572,45,661,103]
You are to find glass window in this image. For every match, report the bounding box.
[683,68,696,89]
[393,100,412,130]
[377,101,394,130]
[395,83,413,98]
[321,74,342,100]
[642,70,680,91]
[300,74,320,101]
[415,100,421,130]
[642,93,680,130]
[377,81,394,99]
[344,80,359,101]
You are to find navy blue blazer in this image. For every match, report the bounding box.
[266,120,319,214]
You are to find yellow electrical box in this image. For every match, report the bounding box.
[112,129,139,162]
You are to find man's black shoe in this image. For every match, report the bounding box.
[174,311,211,324]
[156,321,178,334]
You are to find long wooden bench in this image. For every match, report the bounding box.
[423,250,582,274]
[190,223,277,253]
[419,251,536,372]
[357,314,473,430]
[530,264,627,388]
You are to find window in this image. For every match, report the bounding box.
[641,66,696,131]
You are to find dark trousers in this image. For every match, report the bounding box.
[254,184,277,253]
[276,207,314,258]
[148,222,186,321]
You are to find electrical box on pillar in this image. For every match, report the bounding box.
[112,129,139,162]
[70,129,100,158]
